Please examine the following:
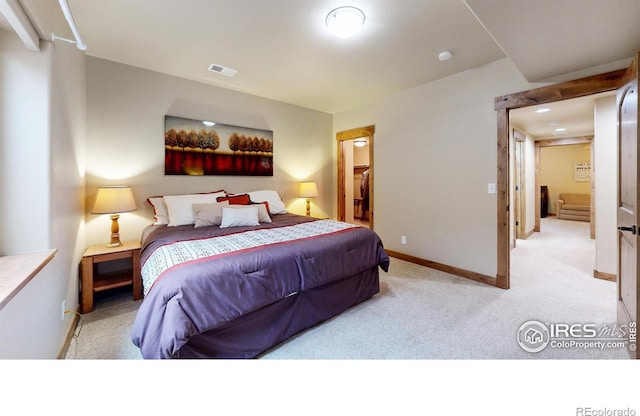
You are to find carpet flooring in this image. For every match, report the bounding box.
[65,217,629,360]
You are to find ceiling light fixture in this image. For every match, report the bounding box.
[325,6,365,38]
[536,108,551,113]
[438,50,453,61]
[354,138,367,147]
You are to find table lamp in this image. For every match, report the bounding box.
[92,186,137,247]
[298,181,319,217]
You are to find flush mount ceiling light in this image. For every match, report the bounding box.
[325,6,365,38]
[354,138,367,147]
[536,108,551,113]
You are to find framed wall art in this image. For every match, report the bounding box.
[164,115,273,176]
[574,162,590,182]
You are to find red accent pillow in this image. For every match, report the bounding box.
[217,194,251,205]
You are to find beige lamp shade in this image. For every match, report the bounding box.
[93,186,137,247]
[298,182,319,199]
[92,186,137,214]
[298,182,318,216]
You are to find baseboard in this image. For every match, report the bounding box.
[385,250,497,287]
[57,306,81,359]
[593,269,616,282]
[524,228,535,239]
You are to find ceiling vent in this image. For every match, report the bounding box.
[208,63,237,77]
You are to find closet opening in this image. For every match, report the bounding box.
[336,126,375,229]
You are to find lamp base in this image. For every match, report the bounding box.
[108,214,122,247]
[305,199,311,216]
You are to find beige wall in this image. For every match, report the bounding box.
[0,31,86,358]
[540,144,592,214]
[594,95,617,275]
[85,57,333,246]
[333,58,539,277]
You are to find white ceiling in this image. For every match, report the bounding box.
[4,1,640,136]
[509,91,614,140]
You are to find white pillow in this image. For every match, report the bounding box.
[193,201,230,227]
[164,192,226,226]
[220,205,260,228]
[247,190,288,214]
[227,203,272,223]
[147,190,225,225]
[147,196,169,225]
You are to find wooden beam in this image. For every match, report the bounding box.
[536,136,593,147]
[495,69,627,110]
[336,126,375,141]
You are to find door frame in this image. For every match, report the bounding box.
[494,68,627,289]
[513,129,526,243]
[336,125,375,228]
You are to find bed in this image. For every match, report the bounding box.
[130,190,389,359]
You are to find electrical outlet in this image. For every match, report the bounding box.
[401,235,407,245]
[61,300,66,321]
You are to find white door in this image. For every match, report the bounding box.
[616,53,639,359]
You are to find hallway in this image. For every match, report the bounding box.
[510,217,621,338]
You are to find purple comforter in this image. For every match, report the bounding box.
[131,214,389,358]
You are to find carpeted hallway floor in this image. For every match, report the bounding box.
[65,217,629,360]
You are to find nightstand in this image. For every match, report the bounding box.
[80,240,142,313]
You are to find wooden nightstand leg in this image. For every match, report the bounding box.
[132,248,142,300]
[80,257,94,313]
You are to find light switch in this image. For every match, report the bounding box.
[488,183,496,194]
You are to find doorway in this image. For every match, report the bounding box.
[494,68,626,289]
[336,125,374,229]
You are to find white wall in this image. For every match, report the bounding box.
[594,95,617,275]
[0,31,85,358]
[85,58,333,245]
[333,58,539,277]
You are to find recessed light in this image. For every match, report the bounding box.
[536,108,551,113]
[325,6,365,38]
[438,50,453,61]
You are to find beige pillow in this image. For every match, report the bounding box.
[251,202,272,223]
[193,201,230,227]
[164,192,226,226]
